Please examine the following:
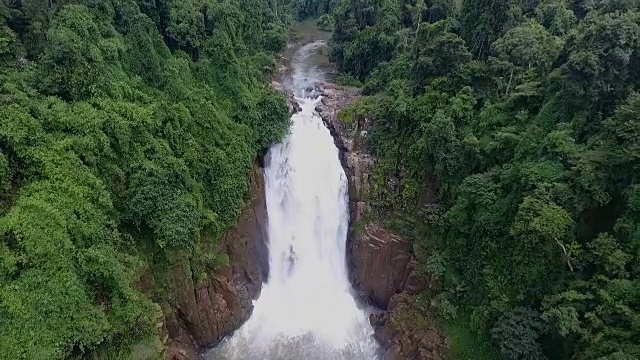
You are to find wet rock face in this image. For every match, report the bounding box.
[272,81,302,114]
[316,83,406,309]
[317,83,447,360]
[163,78,294,358]
[350,223,412,309]
[315,84,372,225]
[165,165,269,359]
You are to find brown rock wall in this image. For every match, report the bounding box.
[162,79,299,359]
[317,83,447,360]
[164,164,269,359]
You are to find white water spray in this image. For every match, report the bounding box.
[205,74,379,359]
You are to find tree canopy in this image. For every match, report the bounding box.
[0,0,290,357]
[324,0,640,358]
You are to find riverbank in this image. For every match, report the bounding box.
[315,82,448,360]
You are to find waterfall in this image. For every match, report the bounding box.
[205,72,379,359]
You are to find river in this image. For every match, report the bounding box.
[203,29,380,360]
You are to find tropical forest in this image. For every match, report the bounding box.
[320,0,640,359]
[0,0,290,358]
[0,0,638,359]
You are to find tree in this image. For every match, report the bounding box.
[491,307,549,360]
[38,5,107,100]
[535,0,577,35]
[412,20,472,92]
[560,10,640,139]
[491,20,562,95]
[461,0,522,58]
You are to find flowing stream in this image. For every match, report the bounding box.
[204,40,379,360]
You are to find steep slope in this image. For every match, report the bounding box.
[317,83,447,360]
[324,0,640,359]
[0,0,291,358]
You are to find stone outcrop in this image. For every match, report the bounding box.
[350,223,417,309]
[272,80,302,114]
[161,81,298,359]
[316,83,447,360]
[371,291,446,360]
[313,84,369,222]
[163,164,269,359]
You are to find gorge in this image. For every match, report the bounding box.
[2,1,637,359]
[207,40,379,360]
[192,30,446,360]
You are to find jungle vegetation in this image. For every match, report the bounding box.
[324,0,639,359]
[0,0,292,357]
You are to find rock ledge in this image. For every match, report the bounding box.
[316,83,448,360]
[163,164,269,359]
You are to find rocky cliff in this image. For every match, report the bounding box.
[160,164,269,359]
[316,83,447,360]
[156,81,300,360]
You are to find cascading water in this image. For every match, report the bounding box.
[205,41,379,360]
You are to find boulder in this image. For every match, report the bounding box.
[349,223,412,309]
[272,81,301,114]
[373,293,447,360]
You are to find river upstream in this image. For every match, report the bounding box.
[204,30,380,360]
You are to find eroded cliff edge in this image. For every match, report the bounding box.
[156,163,269,359]
[157,87,299,359]
[316,83,448,360]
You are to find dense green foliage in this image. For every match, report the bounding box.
[328,0,639,359]
[0,0,290,358]
[292,0,338,20]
